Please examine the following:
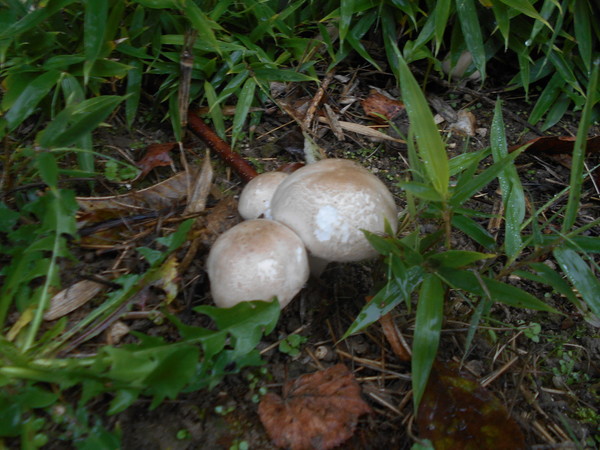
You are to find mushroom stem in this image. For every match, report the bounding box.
[187,111,258,182]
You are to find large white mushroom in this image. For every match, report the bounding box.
[269,159,398,270]
[238,171,289,220]
[206,219,309,309]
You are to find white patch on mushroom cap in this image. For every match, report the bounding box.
[238,171,289,220]
[270,159,398,262]
[207,219,309,309]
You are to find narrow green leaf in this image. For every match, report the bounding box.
[398,181,444,202]
[452,215,496,250]
[499,0,551,28]
[428,250,495,269]
[412,274,444,410]
[126,60,142,128]
[251,68,317,82]
[529,72,563,124]
[83,0,108,84]
[456,0,486,80]
[553,247,600,318]
[339,0,353,42]
[562,58,599,231]
[573,1,592,74]
[395,53,449,197]
[491,101,525,259]
[0,0,77,39]
[231,77,256,149]
[181,2,221,56]
[438,267,558,313]
[4,71,61,131]
[451,148,523,207]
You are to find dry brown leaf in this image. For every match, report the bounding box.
[259,364,371,450]
[317,117,404,143]
[361,90,405,122]
[136,143,176,179]
[44,280,106,321]
[449,110,477,136]
[184,150,213,215]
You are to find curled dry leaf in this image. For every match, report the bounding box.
[361,90,405,122]
[44,280,105,321]
[136,143,176,179]
[259,364,371,450]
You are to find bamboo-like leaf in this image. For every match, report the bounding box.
[231,77,256,149]
[452,215,496,250]
[4,71,61,131]
[491,101,525,259]
[125,60,142,128]
[455,0,486,80]
[37,96,124,148]
[412,274,444,410]
[428,250,495,269]
[395,53,449,198]
[499,0,551,28]
[181,2,221,56]
[83,0,108,84]
[553,247,600,318]
[573,1,592,74]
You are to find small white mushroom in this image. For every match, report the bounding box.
[270,159,398,271]
[238,171,289,220]
[207,219,309,309]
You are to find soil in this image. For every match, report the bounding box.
[39,61,600,449]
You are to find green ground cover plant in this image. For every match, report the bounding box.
[1,0,599,447]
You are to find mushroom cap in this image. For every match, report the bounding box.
[270,159,398,262]
[238,171,289,220]
[207,219,309,308]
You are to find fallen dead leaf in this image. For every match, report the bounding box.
[417,362,526,450]
[449,110,477,136]
[136,143,177,179]
[259,364,371,450]
[361,90,405,122]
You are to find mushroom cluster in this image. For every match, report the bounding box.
[207,159,398,309]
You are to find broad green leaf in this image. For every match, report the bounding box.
[195,299,280,356]
[4,71,61,131]
[83,0,108,84]
[36,152,59,188]
[456,0,486,80]
[231,77,256,148]
[395,53,449,197]
[37,96,124,148]
[412,274,444,410]
[553,247,600,318]
[491,101,525,259]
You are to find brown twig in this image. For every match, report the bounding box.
[187,111,258,182]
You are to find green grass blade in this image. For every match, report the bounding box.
[553,247,600,319]
[529,71,563,124]
[455,0,486,80]
[394,52,449,198]
[562,58,599,231]
[490,101,525,259]
[573,1,593,74]
[412,274,444,410]
[499,0,551,28]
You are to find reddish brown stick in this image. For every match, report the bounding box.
[187,111,258,182]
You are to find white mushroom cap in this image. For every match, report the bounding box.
[270,159,398,263]
[206,219,309,309]
[238,171,289,220]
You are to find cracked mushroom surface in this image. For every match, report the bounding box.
[270,159,398,263]
[206,219,309,309]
